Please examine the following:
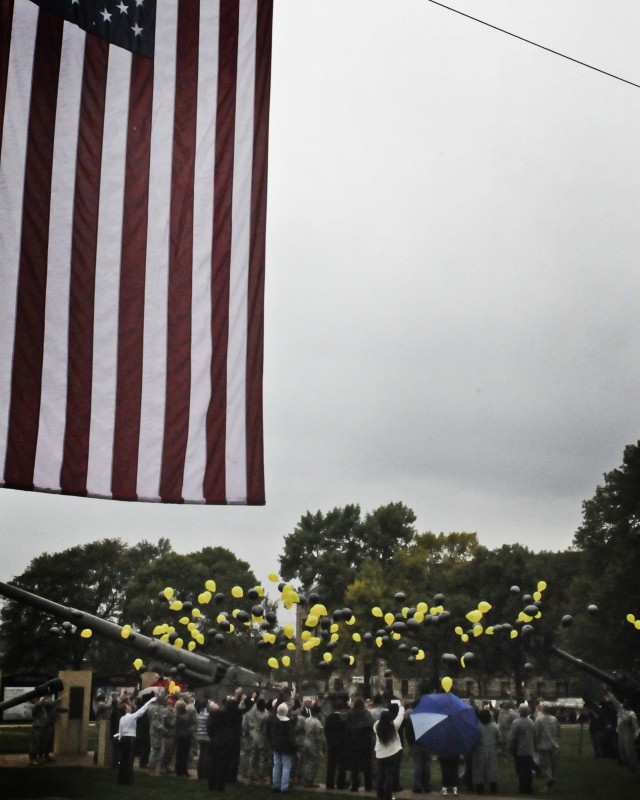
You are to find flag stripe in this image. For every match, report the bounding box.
[1,0,271,505]
[204,0,239,502]
[245,0,271,503]
[4,8,63,489]
[183,0,220,502]
[159,0,200,502]
[33,22,85,491]
[60,33,108,495]
[136,0,178,501]
[0,0,37,479]
[111,52,154,500]
[85,43,132,497]
[0,0,14,157]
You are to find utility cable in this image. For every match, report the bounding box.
[425,0,640,90]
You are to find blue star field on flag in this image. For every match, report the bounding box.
[30,0,157,58]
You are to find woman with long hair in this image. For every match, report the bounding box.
[373,700,405,800]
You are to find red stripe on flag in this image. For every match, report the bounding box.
[60,35,109,496]
[111,53,154,501]
[203,0,239,503]
[4,9,63,490]
[159,0,200,502]
[0,0,14,157]
[245,0,272,505]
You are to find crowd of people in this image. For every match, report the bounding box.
[95,685,638,795]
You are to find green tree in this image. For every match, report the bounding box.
[567,441,640,672]
[278,502,417,609]
[0,538,171,674]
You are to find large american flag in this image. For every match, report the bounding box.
[0,0,272,504]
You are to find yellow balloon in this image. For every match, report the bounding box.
[80,628,92,638]
[627,613,636,624]
[372,606,383,617]
[231,586,243,598]
[375,636,383,648]
[349,655,355,666]
[179,616,190,625]
[323,652,332,662]
[477,601,492,614]
[352,632,361,642]
[305,614,319,628]
[414,611,425,623]
[537,580,547,592]
[287,642,296,650]
[441,676,453,693]
[168,681,178,694]
[187,641,196,651]
[454,626,463,636]
[120,628,131,639]
[485,626,494,635]
[268,657,279,669]
[416,649,425,661]
[345,616,356,626]
[199,592,212,604]
[635,621,640,630]
[160,634,170,643]
[384,612,394,625]
[205,579,217,592]
[330,623,339,634]
[330,633,339,643]
[510,630,518,639]
[284,623,295,639]
[461,634,469,643]
[466,609,482,623]
[282,656,291,667]
[228,624,235,633]
[254,585,265,597]
[133,658,143,670]
[416,602,428,614]
[309,604,328,618]
[532,591,542,601]
[174,638,184,649]
[302,640,315,651]
[163,587,174,600]
[216,613,227,623]
[392,632,401,641]
[461,656,467,669]
[301,630,312,641]
[169,600,183,611]
[268,572,279,582]
[187,622,196,631]
[473,624,483,637]
[153,624,167,636]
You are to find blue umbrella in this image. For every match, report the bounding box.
[410,693,479,757]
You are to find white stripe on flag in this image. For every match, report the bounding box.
[86,44,132,497]
[33,23,85,491]
[136,0,178,501]
[183,0,220,502]
[226,0,257,502]
[0,1,38,479]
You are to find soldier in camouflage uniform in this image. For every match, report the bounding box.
[241,698,271,783]
[147,692,166,773]
[302,704,326,788]
[159,697,176,773]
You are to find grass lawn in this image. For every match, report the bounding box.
[1,725,639,799]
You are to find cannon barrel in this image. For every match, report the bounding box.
[0,581,245,688]
[0,678,64,713]
[549,645,618,686]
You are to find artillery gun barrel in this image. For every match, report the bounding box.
[550,644,618,686]
[0,581,230,688]
[0,678,64,713]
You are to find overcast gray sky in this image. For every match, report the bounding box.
[2,0,640,588]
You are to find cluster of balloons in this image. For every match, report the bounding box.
[48,569,634,687]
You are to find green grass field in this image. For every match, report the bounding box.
[1,724,639,799]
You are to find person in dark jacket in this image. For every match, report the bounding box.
[267,702,298,792]
[207,700,237,791]
[344,697,374,792]
[174,699,192,777]
[324,699,348,790]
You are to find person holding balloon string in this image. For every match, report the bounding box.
[115,692,158,785]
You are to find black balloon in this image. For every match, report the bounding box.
[247,588,259,600]
[524,605,539,617]
[394,592,406,603]
[587,604,598,615]
[561,615,573,628]
[214,593,225,604]
[251,604,265,617]
[49,626,61,636]
[510,585,520,595]
[434,593,445,604]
